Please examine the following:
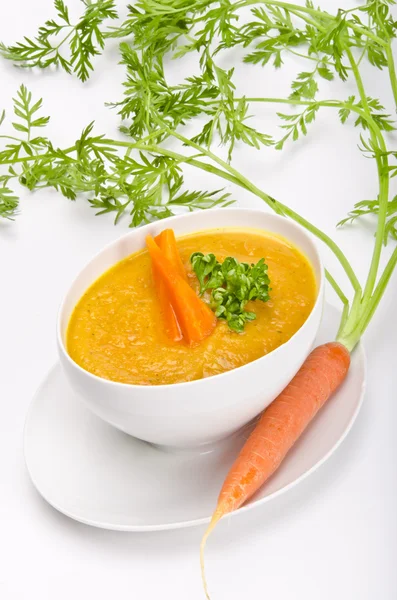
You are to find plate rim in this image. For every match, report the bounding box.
[24,306,367,532]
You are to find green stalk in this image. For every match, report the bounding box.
[357,245,397,335]
[385,43,397,111]
[275,203,361,295]
[334,49,392,349]
[325,270,350,339]
[345,49,389,311]
[339,245,397,350]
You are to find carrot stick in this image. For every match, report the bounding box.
[200,341,351,598]
[151,265,183,343]
[152,231,184,342]
[155,229,187,281]
[146,234,216,346]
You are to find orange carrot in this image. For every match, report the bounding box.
[155,229,187,281]
[200,341,351,598]
[151,265,183,343]
[152,231,184,342]
[146,234,216,346]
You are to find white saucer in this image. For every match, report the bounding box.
[24,303,366,532]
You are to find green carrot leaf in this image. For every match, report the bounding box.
[0,186,19,220]
[0,0,118,80]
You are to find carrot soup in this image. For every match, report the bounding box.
[67,228,316,385]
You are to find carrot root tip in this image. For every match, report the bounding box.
[200,510,223,600]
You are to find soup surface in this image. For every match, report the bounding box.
[67,228,317,385]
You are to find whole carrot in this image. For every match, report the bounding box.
[200,341,350,598]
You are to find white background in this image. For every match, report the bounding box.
[0,1,396,598]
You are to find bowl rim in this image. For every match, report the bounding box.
[57,207,325,390]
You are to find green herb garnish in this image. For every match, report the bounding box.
[190,252,270,333]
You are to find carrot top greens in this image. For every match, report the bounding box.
[1,0,397,350]
[191,253,270,331]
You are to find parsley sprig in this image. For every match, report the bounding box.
[191,252,270,332]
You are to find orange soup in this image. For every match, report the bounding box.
[67,229,317,385]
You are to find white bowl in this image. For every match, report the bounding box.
[57,208,324,449]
